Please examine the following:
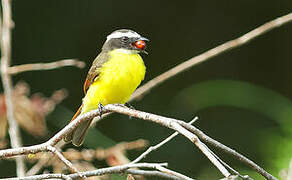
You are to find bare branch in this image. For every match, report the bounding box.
[99,105,277,180]
[131,12,292,101]
[201,142,252,180]
[68,163,168,179]
[176,121,275,180]
[25,154,50,176]
[156,166,193,180]
[0,0,26,176]
[4,163,186,180]
[220,175,240,180]
[46,146,80,174]
[131,117,198,164]
[104,105,231,178]
[0,110,96,158]
[0,104,277,179]
[125,169,180,180]
[0,104,228,178]
[8,59,85,75]
[5,173,73,180]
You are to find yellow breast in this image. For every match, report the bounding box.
[81,49,146,114]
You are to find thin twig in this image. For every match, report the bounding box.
[125,169,180,180]
[131,12,292,101]
[25,154,50,176]
[105,105,231,178]
[25,141,67,176]
[8,59,85,75]
[46,146,80,174]
[201,142,252,180]
[156,166,193,180]
[131,117,198,164]
[5,173,73,180]
[0,0,26,176]
[4,163,184,180]
[68,162,169,179]
[176,121,276,180]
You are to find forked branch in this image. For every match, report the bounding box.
[0,104,278,179]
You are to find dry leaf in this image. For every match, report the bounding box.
[0,81,68,138]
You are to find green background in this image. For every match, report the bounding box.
[1,0,292,179]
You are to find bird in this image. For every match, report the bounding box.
[64,29,148,146]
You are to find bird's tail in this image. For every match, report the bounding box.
[64,105,93,146]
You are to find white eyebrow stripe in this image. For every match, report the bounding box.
[106,31,141,41]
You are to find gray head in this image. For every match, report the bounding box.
[102,29,149,53]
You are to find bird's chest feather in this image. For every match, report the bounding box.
[101,52,145,86]
[88,51,146,104]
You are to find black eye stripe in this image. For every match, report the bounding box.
[121,36,129,41]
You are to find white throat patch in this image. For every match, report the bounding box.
[114,49,139,54]
[106,31,141,42]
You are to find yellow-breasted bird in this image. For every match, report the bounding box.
[64,29,148,146]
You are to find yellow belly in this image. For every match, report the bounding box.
[81,50,146,114]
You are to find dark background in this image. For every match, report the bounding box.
[1,0,292,179]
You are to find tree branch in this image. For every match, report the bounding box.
[0,0,26,176]
[46,146,80,174]
[130,117,198,164]
[131,12,292,101]
[25,154,49,176]
[8,59,85,75]
[0,104,228,179]
[104,105,231,177]
[125,169,180,180]
[4,163,188,180]
[0,104,278,179]
[177,121,274,180]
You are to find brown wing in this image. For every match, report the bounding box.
[63,105,82,142]
[64,52,109,144]
[83,52,109,93]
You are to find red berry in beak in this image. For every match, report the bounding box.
[134,40,146,50]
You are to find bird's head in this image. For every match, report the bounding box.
[102,29,149,54]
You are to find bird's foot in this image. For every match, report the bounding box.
[125,102,135,110]
[125,103,135,119]
[98,102,104,118]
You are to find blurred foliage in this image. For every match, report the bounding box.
[0,0,291,179]
[175,80,292,179]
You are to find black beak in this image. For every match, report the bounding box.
[139,37,149,41]
[142,50,148,54]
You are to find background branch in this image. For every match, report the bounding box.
[25,154,49,176]
[0,0,26,176]
[8,59,85,75]
[131,12,292,101]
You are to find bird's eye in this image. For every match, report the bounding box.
[121,36,129,42]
